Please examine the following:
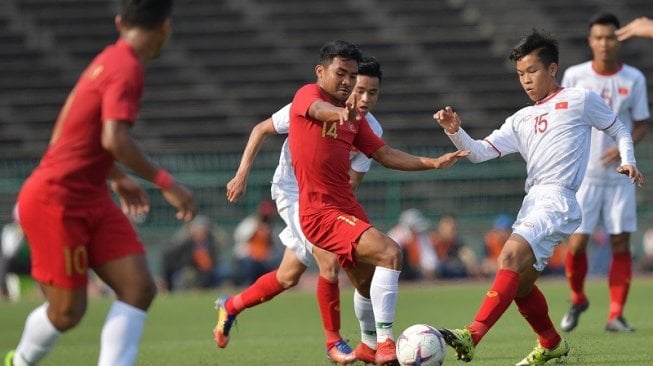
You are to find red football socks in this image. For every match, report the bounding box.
[317,276,342,349]
[515,285,560,349]
[225,271,285,316]
[565,251,588,305]
[608,252,632,320]
[468,269,520,345]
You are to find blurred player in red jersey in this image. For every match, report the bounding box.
[215,57,385,365]
[4,1,195,366]
[434,30,642,365]
[288,40,468,366]
[559,13,648,333]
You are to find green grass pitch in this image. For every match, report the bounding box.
[2,276,653,365]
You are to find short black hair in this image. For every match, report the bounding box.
[358,56,382,82]
[120,0,172,30]
[589,12,620,29]
[318,40,363,66]
[509,29,559,67]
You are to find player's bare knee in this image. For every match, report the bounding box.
[378,241,402,270]
[48,305,86,331]
[277,274,299,289]
[116,279,157,310]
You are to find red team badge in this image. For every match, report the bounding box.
[618,87,629,95]
[555,101,568,110]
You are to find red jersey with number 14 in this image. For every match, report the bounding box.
[288,84,385,216]
[27,39,144,204]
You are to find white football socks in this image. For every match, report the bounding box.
[353,289,377,349]
[370,266,400,343]
[98,300,147,366]
[14,303,61,366]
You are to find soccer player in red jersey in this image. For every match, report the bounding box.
[4,1,195,366]
[288,40,468,366]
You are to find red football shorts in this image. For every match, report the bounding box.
[299,206,372,269]
[17,186,144,290]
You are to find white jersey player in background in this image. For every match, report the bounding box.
[559,13,648,334]
[433,30,643,366]
[214,57,384,365]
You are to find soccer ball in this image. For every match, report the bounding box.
[396,324,446,366]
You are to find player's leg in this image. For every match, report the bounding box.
[604,183,636,332]
[90,201,155,366]
[606,232,634,331]
[214,247,306,348]
[560,233,590,332]
[346,263,377,364]
[355,227,402,365]
[93,254,155,366]
[9,285,86,366]
[313,246,356,364]
[7,194,87,366]
[514,264,569,366]
[561,183,600,332]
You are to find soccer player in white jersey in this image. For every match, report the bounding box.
[214,57,384,364]
[433,30,643,366]
[559,13,649,334]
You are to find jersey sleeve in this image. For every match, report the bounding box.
[101,66,141,124]
[290,84,322,121]
[352,115,385,157]
[271,103,291,134]
[631,72,650,121]
[585,90,618,130]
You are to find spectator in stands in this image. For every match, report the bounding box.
[559,13,648,334]
[431,214,478,279]
[161,215,225,291]
[4,1,196,366]
[480,214,513,277]
[616,16,653,40]
[387,208,438,280]
[635,227,653,272]
[233,200,280,286]
[1,216,30,302]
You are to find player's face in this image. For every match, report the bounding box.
[353,75,380,114]
[150,18,172,59]
[316,56,358,103]
[515,53,558,102]
[588,23,620,63]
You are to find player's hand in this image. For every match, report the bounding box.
[617,164,644,187]
[616,17,653,41]
[342,93,360,125]
[226,175,247,203]
[600,147,620,166]
[162,183,196,222]
[433,106,461,134]
[432,150,470,169]
[110,174,150,222]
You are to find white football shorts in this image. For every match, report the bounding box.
[512,185,582,272]
[575,181,637,234]
[276,200,315,267]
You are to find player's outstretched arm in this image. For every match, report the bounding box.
[616,17,653,41]
[308,95,359,125]
[102,120,196,222]
[227,118,277,203]
[372,145,469,171]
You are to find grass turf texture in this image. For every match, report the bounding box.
[1,277,653,365]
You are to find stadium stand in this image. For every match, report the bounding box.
[0,0,651,252]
